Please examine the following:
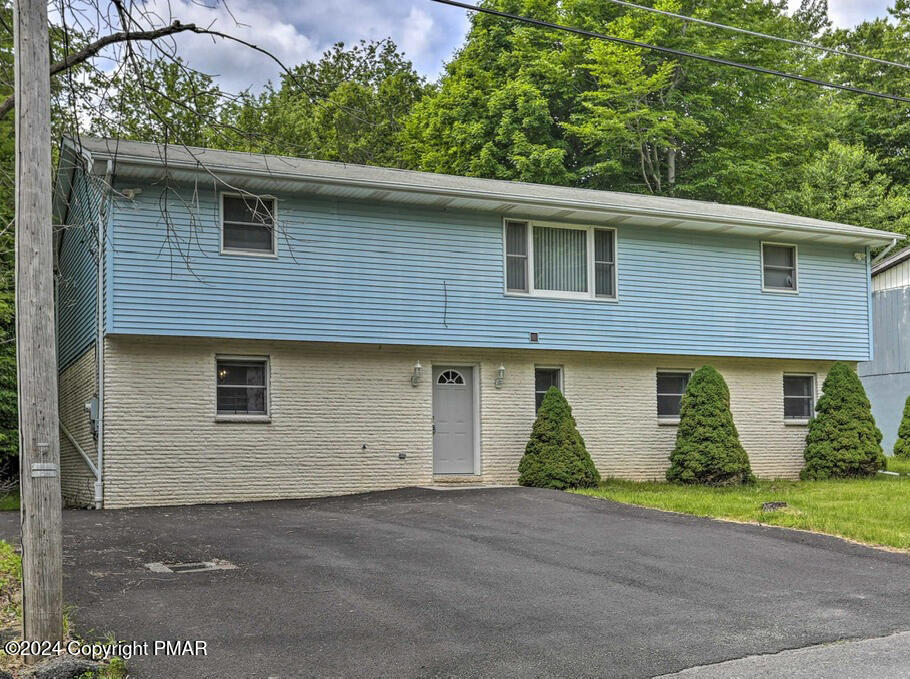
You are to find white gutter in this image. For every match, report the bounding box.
[93,149,904,247]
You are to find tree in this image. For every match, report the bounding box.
[92,57,223,147]
[771,141,910,237]
[221,40,428,166]
[667,365,754,485]
[801,362,885,479]
[892,395,910,459]
[518,387,600,489]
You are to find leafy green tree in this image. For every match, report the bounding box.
[518,387,600,489]
[222,40,428,166]
[667,366,754,485]
[801,362,885,479]
[91,57,223,146]
[892,396,910,459]
[771,141,910,237]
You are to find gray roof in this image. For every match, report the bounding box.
[66,136,903,247]
[872,245,910,276]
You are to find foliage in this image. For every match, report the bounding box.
[221,40,429,166]
[888,456,910,475]
[667,366,754,485]
[575,474,910,550]
[518,387,600,489]
[91,57,223,147]
[892,395,910,459]
[801,362,885,479]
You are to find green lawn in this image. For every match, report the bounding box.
[0,492,18,512]
[574,474,910,551]
[887,456,910,475]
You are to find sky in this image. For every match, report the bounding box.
[152,0,896,95]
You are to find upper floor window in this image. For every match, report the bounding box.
[504,220,616,300]
[783,374,815,421]
[534,366,562,411]
[216,357,269,416]
[762,242,797,292]
[656,370,692,419]
[222,194,277,255]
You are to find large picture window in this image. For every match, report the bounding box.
[222,194,277,255]
[504,220,616,300]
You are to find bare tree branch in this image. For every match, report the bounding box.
[0,19,199,118]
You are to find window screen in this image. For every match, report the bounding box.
[505,221,529,292]
[216,359,268,415]
[535,367,562,411]
[763,243,796,291]
[223,195,276,254]
[594,229,615,298]
[657,371,691,418]
[783,374,815,420]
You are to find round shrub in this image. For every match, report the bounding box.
[518,387,600,490]
[666,365,754,486]
[801,361,884,479]
[895,396,910,459]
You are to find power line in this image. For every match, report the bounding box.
[604,0,910,72]
[430,0,910,104]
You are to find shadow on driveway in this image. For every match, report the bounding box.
[1,487,909,678]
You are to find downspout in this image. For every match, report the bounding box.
[871,237,899,267]
[93,158,112,509]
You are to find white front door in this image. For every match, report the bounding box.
[432,367,475,475]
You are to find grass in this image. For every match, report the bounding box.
[0,491,19,512]
[887,456,910,475]
[574,474,910,551]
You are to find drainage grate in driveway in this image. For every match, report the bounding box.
[144,559,238,574]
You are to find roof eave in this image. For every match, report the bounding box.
[96,148,905,248]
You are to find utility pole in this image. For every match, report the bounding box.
[14,0,64,652]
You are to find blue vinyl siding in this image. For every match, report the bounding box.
[56,169,103,370]
[106,186,872,360]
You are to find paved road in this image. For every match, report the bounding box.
[1,487,910,678]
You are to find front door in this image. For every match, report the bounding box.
[432,366,475,475]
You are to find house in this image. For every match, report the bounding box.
[52,136,903,509]
[859,247,910,454]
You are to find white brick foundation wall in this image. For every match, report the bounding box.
[98,335,835,508]
[58,346,98,507]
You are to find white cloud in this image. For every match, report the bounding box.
[787,0,893,27]
[140,0,323,92]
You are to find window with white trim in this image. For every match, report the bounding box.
[762,243,797,291]
[504,220,616,299]
[216,358,268,415]
[783,374,815,420]
[534,367,562,411]
[222,194,276,255]
[656,371,691,418]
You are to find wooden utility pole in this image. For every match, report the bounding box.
[14,0,64,650]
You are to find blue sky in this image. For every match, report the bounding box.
[151,0,896,94]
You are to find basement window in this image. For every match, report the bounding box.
[221,193,277,255]
[784,374,815,422]
[534,367,562,412]
[216,357,269,418]
[657,371,692,420]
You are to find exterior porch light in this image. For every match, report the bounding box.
[411,361,422,387]
[495,363,505,389]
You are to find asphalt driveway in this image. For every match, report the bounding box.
[2,487,910,678]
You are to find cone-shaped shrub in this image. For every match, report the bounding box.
[895,396,910,459]
[666,365,754,485]
[801,361,884,479]
[518,387,600,489]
